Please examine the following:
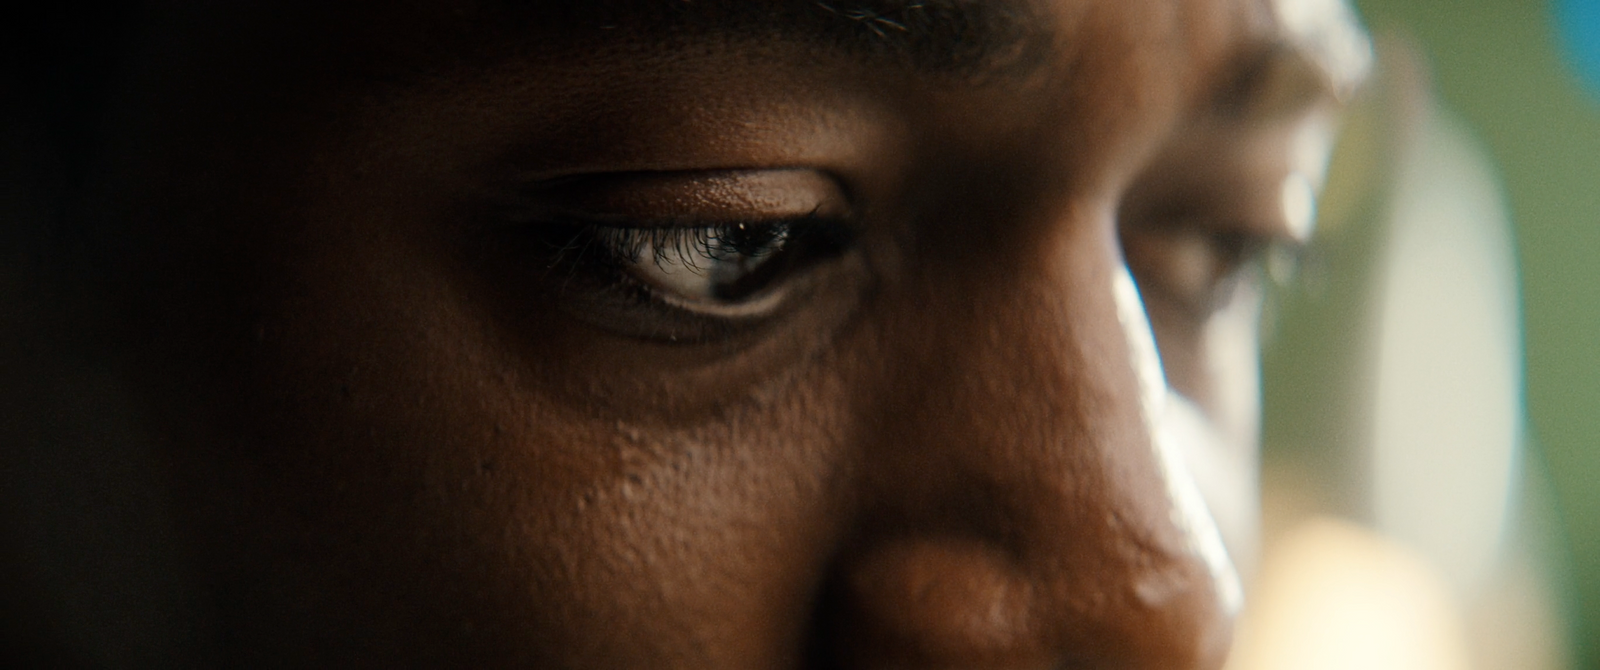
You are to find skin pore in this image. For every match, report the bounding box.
[3,0,1356,667]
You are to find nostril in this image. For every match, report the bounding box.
[818,538,1054,669]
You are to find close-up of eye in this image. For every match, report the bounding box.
[539,214,853,317]
[500,169,860,340]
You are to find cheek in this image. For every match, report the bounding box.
[230,239,854,664]
[1200,278,1265,451]
[483,372,862,667]
[497,398,847,666]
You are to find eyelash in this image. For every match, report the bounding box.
[529,214,856,307]
[588,221,795,273]
[545,214,852,267]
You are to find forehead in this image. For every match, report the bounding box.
[165,0,1323,159]
[193,0,1293,82]
[122,0,1352,248]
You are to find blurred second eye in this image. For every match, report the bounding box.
[1122,222,1272,318]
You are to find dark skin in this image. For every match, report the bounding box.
[3,0,1354,666]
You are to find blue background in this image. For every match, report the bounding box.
[1558,0,1600,97]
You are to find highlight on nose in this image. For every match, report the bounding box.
[1114,265,1246,620]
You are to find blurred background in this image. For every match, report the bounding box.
[1236,0,1599,667]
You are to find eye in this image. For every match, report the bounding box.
[500,169,858,339]
[1120,220,1276,317]
[601,221,796,305]
[562,215,850,316]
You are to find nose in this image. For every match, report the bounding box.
[811,224,1238,669]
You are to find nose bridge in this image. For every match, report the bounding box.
[826,216,1235,668]
[872,232,1160,547]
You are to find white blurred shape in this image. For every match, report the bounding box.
[1282,172,1319,242]
[1273,0,1374,98]
[1370,108,1522,596]
[1228,518,1472,670]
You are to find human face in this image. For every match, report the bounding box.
[78,0,1348,667]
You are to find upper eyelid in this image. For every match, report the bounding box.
[513,168,856,226]
[559,207,837,232]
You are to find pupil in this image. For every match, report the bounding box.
[705,223,792,301]
[715,222,787,260]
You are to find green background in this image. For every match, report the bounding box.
[1351,0,1600,665]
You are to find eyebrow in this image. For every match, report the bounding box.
[523,0,1051,77]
